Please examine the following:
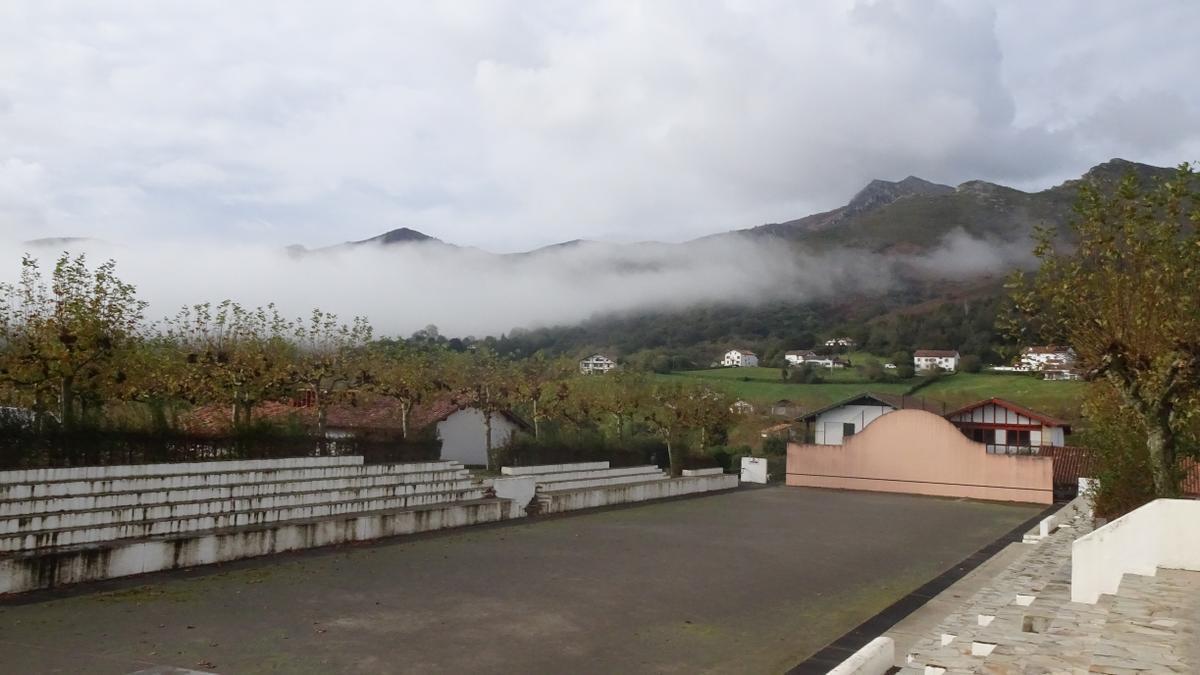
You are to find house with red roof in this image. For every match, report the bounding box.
[945,398,1071,449]
[914,349,960,372]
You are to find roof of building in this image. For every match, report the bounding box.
[785,350,818,356]
[945,397,1069,428]
[796,391,945,422]
[581,353,615,361]
[914,349,960,358]
[760,422,796,434]
[729,349,756,356]
[1022,345,1074,354]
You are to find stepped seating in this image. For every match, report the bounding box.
[896,495,1200,674]
[0,457,512,594]
[498,462,737,515]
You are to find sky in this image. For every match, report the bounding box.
[0,1,1197,253]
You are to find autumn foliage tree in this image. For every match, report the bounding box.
[1005,164,1200,499]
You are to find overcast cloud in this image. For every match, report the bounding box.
[0,1,1197,252]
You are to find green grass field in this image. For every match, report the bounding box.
[655,367,1087,420]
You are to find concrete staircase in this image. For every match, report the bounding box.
[498,462,737,515]
[897,496,1199,674]
[0,456,512,594]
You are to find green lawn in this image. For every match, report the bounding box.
[656,367,1087,421]
[917,373,1087,421]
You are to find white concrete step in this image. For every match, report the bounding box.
[0,461,467,500]
[0,488,489,552]
[536,470,669,492]
[0,456,366,484]
[537,474,738,514]
[501,462,609,476]
[527,466,665,485]
[0,471,472,517]
[0,479,480,535]
[0,497,511,594]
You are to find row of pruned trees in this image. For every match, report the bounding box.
[0,254,735,471]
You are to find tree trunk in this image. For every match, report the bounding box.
[60,376,75,432]
[532,398,539,438]
[664,436,676,477]
[484,410,494,471]
[400,400,410,440]
[1146,422,1179,497]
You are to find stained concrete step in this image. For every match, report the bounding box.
[0,488,489,552]
[1,479,480,535]
[0,497,511,594]
[0,470,472,517]
[0,462,467,500]
[0,456,365,484]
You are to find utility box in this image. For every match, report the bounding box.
[740,457,768,484]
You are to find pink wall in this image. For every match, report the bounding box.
[786,409,1053,504]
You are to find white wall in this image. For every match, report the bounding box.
[437,408,521,466]
[1071,499,1200,603]
[813,405,894,445]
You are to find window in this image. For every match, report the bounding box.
[968,427,989,443]
[1011,429,1032,446]
[842,422,856,438]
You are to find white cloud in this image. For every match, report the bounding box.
[0,1,1196,249]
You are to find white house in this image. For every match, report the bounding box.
[914,349,960,372]
[784,350,818,366]
[436,407,529,466]
[722,349,759,368]
[730,399,755,415]
[945,398,1071,448]
[798,392,943,445]
[824,337,857,348]
[579,353,617,374]
[1019,345,1075,370]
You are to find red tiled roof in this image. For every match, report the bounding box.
[945,397,1069,428]
[914,349,959,358]
[1035,447,1199,497]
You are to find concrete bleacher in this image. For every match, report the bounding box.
[0,456,512,594]
[496,462,737,515]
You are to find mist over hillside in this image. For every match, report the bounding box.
[2,159,1172,340]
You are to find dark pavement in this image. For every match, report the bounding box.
[0,486,1040,674]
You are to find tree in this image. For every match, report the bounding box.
[0,254,146,431]
[362,342,446,440]
[959,355,982,373]
[457,349,517,470]
[165,301,295,428]
[1005,165,1200,497]
[290,310,373,436]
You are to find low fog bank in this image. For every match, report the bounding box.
[0,232,1031,337]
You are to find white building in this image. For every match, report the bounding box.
[436,407,529,466]
[798,392,942,445]
[730,399,755,415]
[579,353,617,374]
[784,350,818,366]
[914,349,960,372]
[722,349,759,368]
[1019,345,1075,370]
[824,337,857,348]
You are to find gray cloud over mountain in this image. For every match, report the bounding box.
[0,1,1197,251]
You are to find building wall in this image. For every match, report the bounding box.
[787,409,1054,504]
[812,404,895,445]
[437,408,521,466]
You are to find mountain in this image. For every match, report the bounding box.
[349,227,442,246]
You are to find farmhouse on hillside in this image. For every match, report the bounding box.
[824,337,856,348]
[784,350,819,366]
[945,398,1071,450]
[722,349,759,367]
[1019,345,1081,381]
[797,392,944,445]
[578,353,617,374]
[914,349,960,372]
[730,399,755,415]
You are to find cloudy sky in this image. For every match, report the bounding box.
[0,1,1197,252]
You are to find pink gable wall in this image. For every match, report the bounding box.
[786,409,1054,504]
